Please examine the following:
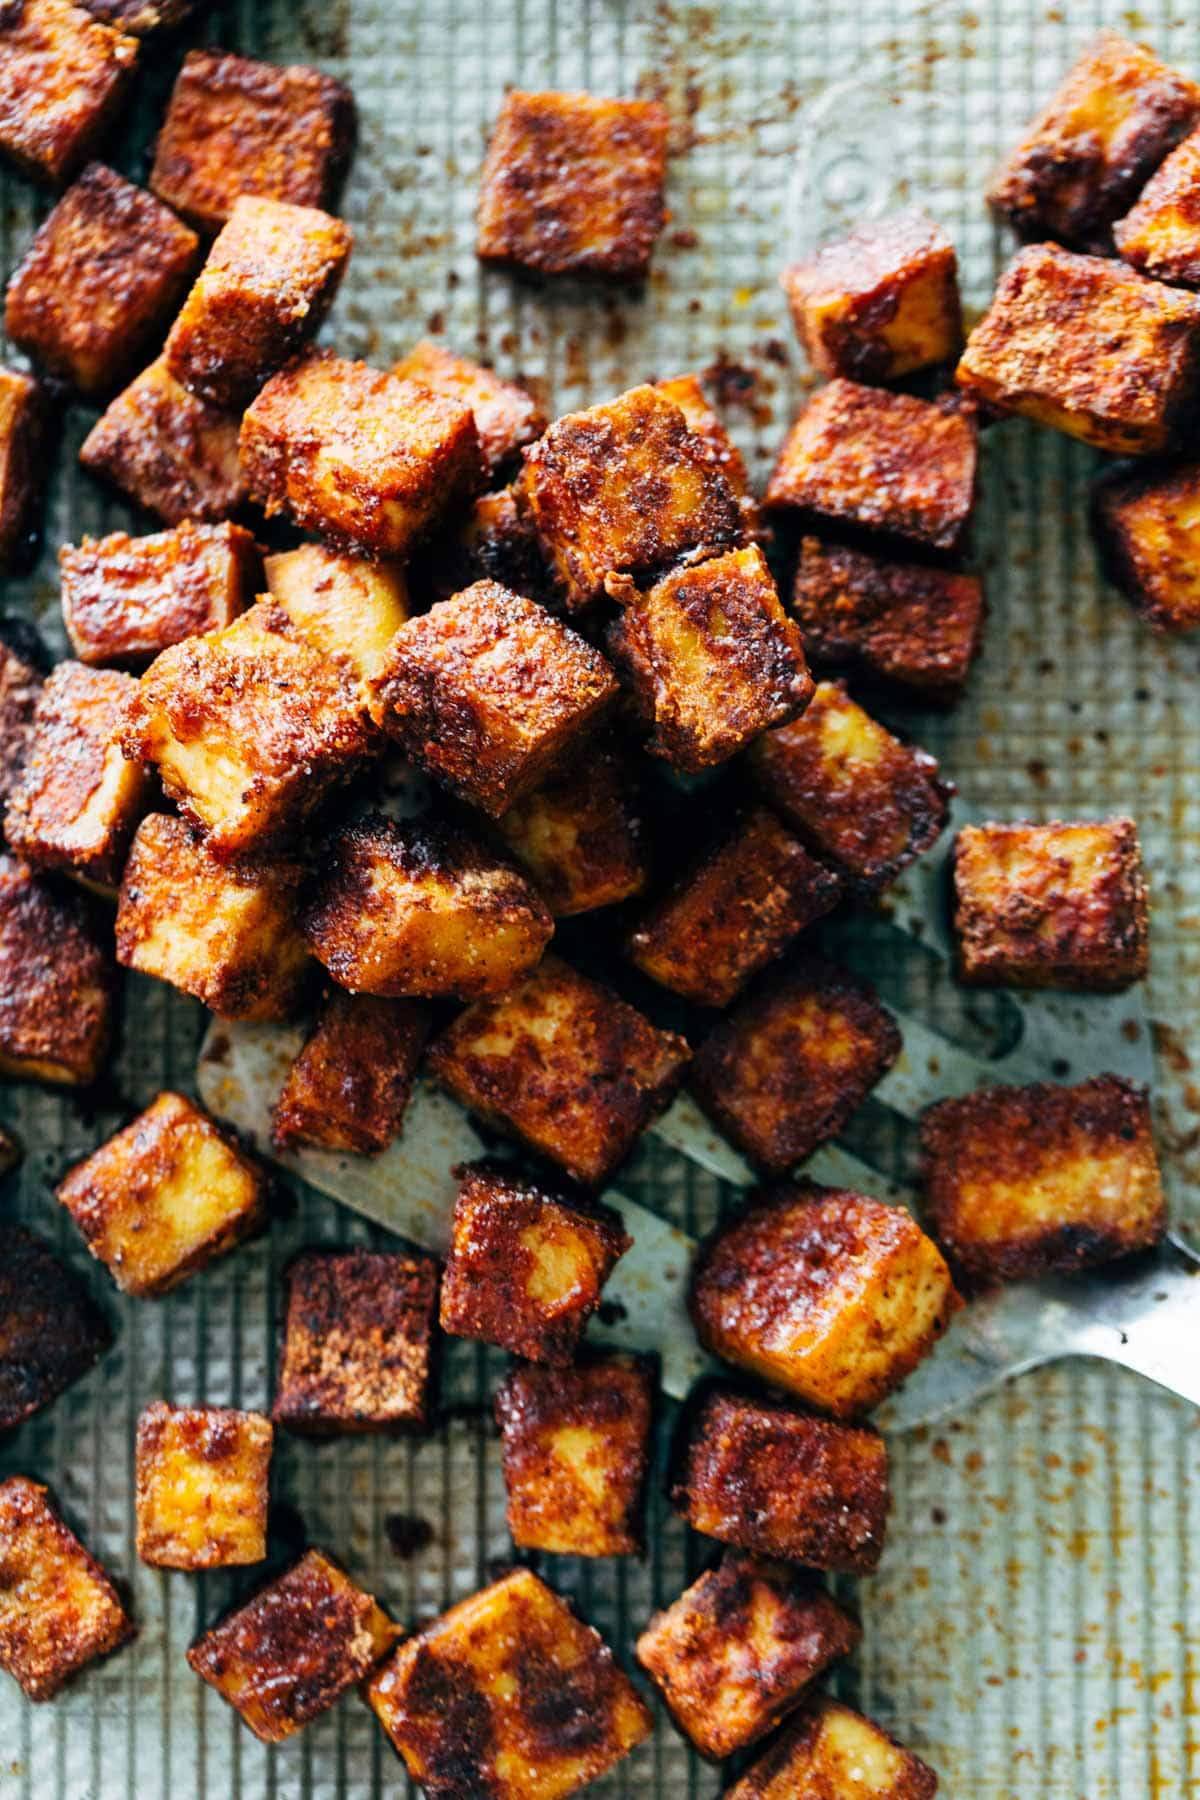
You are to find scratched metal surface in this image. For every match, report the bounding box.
[1,0,1199,1796]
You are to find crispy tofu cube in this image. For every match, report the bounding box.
[0,1476,133,1701]
[57,1090,268,1297]
[0,852,113,1084]
[477,89,669,281]
[494,1353,654,1555]
[135,1401,272,1569]
[421,480,563,609]
[187,1548,397,1742]
[0,1225,111,1430]
[690,1182,961,1417]
[749,680,950,893]
[521,384,744,610]
[394,340,546,480]
[656,372,751,497]
[687,958,901,1176]
[920,1073,1165,1286]
[606,544,814,773]
[4,661,149,889]
[673,1389,890,1574]
[271,990,429,1154]
[0,634,42,802]
[628,807,842,1008]
[5,162,199,398]
[368,1567,652,1797]
[1115,126,1200,286]
[61,520,259,667]
[765,379,977,555]
[273,1248,438,1434]
[636,1553,859,1759]
[1092,458,1200,633]
[164,196,352,410]
[987,31,1200,250]
[0,0,137,186]
[956,244,1200,455]
[79,0,195,31]
[427,955,691,1186]
[495,740,646,917]
[439,1162,629,1365]
[0,366,48,569]
[80,354,246,526]
[263,543,409,684]
[783,210,963,383]
[727,1697,939,1800]
[150,48,355,234]
[372,581,618,817]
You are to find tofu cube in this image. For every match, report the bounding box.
[272,1248,439,1434]
[635,1553,860,1759]
[765,379,978,554]
[187,1548,397,1742]
[521,384,744,610]
[1092,459,1200,633]
[607,544,814,773]
[0,0,138,186]
[79,0,196,31]
[783,210,963,383]
[263,542,408,683]
[135,1401,272,1569]
[919,1073,1166,1286]
[956,244,1200,455]
[0,1224,112,1430]
[5,162,199,398]
[627,806,842,1008]
[1115,126,1200,286]
[0,1476,133,1701]
[421,480,563,609]
[690,1181,961,1417]
[687,958,901,1176]
[0,852,113,1084]
[367,1567,652,1797]
[0,634,42,803]
[60,520,259,667]
[727,1697,940,1800]
[164,196,352,410]
[394,340,546,480]
[271,990,429,1154]
[240,351,483,558]
[371,581,618,817]
[673,1389,890,1574]
[57,1090,268,1297]
[4,661,149,889]
[477,89,669,281]
[439,1162,630,1365]
[80,354,246,526]
[495,740,647,917]
[427,955,691,1186]
[494,1353,654,1555]
[749,680,950,893]
[655,372,751,499]
[0,366,49,569]
[987,31,1200,250]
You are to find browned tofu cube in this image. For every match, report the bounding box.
[987,31,1200,250]
[1091,459,1200,633]
[61,520,259,667]
[394,340,546,480]
[635,1554,860,1759]
[656,371,751,498]
[4,661,149,889]
[0,852,113,1084]
[421,480,563,609]
[439,1162,629,1365]
[427,955,691,1186]
[495,740,646,917]
[690,1182,960,1417]
[688,958,901,1176]
[271,991,429,1155]
[957,244,1200,455]
[952,818,1149,991]
[765,379,977,554]
[1115,126,1200,286]
[187,1548,397,1742]
[0,1476,133,1701]
[57,1090,268,1297]
[273,1248,438,1434]
[150,48,355,234]
[521,384,744,610]
[0,366,48,569]
[0,1225,111,1430]
[477,89,669,281]
[673,1389,890,1575]
[5,163,199,397]
[80,354,246,526]
[783,210,962,383]
[368,1567,652,1797]
[0,634,42,802]
[0,0,137,186]
[372,581,618,817]
[920,1074,1165,1286]
[135,1401,272,1569]
[494,1353,653,1555]
[263,543,409,683]
[627,807,842,1008]
[727,1697,940,1800]
[79,0,195,31]
[749,680,950,893]
[607,544,814,773]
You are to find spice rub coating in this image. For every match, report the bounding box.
[271,990,429,1155]
[0,852,113,1085]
